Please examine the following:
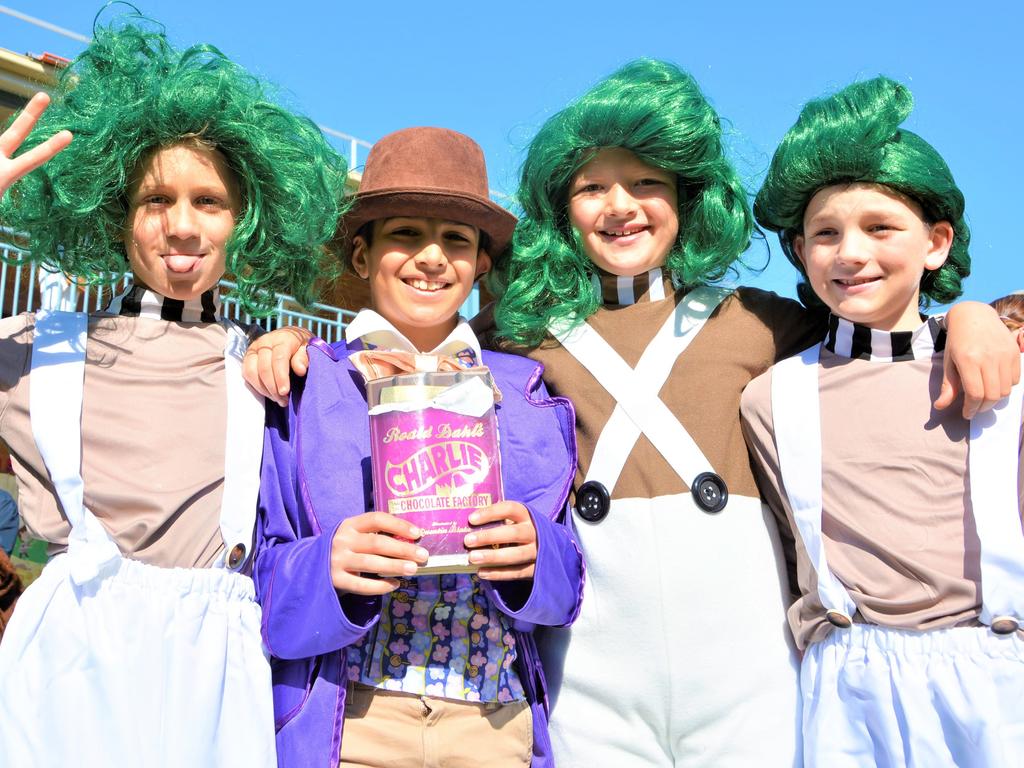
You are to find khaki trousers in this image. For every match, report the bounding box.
[340,683,532,768]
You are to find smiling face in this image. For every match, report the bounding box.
[794,183,953,332]
[123,143,240,301]
[567,147,679,277]
[351,217,491,351]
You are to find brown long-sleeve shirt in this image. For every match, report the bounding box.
[491,283,822,504]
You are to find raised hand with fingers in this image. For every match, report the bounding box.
[0,93,72,198]
[464,501,538,581]
[331,511,429,595]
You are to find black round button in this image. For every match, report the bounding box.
[576,481,610,523]
[691,472,728,514]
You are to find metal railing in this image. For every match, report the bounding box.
[0,235,484,343]
[318,125,374,173]
[0,241,357,343]
[219,278,357,343]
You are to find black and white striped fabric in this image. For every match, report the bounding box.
[594,268,672,306]
[105,285,221,323]
[824,314,945,362]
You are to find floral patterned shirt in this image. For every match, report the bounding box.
[346,573,526,702]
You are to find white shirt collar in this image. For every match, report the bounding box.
[344,308,483,362]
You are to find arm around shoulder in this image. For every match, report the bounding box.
[939,301,1021,418]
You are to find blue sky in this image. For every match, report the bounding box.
[4,1,1021,306]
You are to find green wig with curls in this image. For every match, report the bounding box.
[753,76,970,309]
[1,14,348,314]
[490,58,754,346]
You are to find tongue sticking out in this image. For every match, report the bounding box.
[164,255,201,273]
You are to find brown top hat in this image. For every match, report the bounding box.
[338,127,517,263]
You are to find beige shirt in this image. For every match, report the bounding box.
[0,312,233,568]
[741,347,1024,649]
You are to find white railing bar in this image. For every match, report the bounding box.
[10,260,21,314]
[25,262,36,310]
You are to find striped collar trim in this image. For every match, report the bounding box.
[105,284,221,323]
[594,268,673,306]
[824,314,945,362]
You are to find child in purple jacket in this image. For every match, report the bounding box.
[255,127,584,768]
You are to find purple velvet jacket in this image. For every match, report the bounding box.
[255,339,584,768]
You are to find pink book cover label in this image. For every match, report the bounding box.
[369,403,503,574]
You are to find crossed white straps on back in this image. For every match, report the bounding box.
[29,310,265,584]
[549,286,730,493]
[771,345,1024,630]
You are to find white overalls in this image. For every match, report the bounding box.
[772,344,1024,768]
[0,310,275,768]
[538,287,801,767]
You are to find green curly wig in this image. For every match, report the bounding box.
[753,76,969,309]
[1,14,348,314]
[490,58,753,346]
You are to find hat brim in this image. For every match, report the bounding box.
[338,188,516,262]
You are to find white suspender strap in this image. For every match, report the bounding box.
[969,360,1024,628]
[30,311,87,525]
[770,345,857,623]
[217,321,265,571]
[30,310,121,583]
[550,286,729,492]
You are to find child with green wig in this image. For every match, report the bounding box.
[475,59,1019,768]
[244,59,1019,767]
[0,14,345,766]
[479,56,815,768]
[743,76,1024,766]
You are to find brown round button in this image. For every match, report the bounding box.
[226,543,247,570]
[826,610,852,629]
[991,616,1020,635]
